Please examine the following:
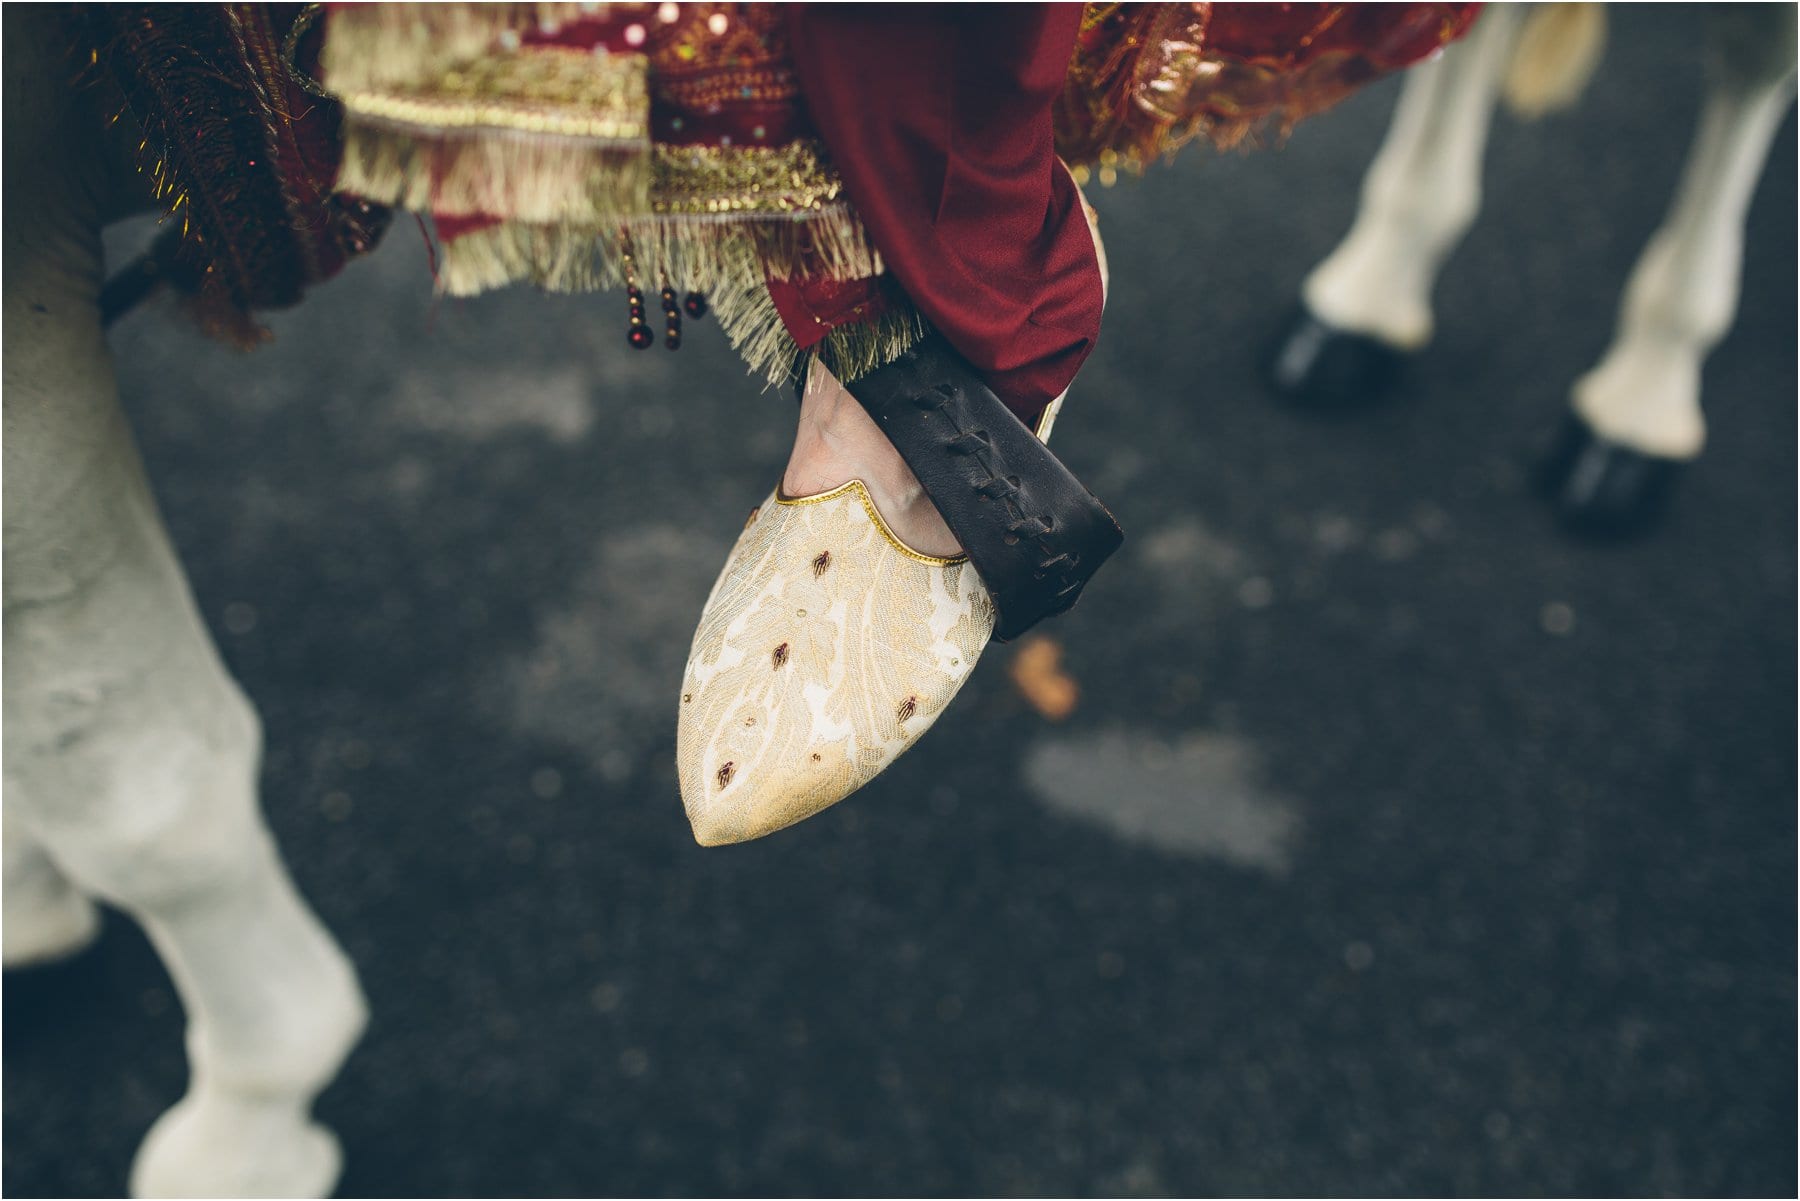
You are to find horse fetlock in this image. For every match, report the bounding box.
[1303,229,1437,350]
[1572,344,1706,460]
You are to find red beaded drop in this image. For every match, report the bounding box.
[622,248,652,350]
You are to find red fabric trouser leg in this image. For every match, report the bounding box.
[783,5,1103,427]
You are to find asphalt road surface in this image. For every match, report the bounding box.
[6,8,1795,1196]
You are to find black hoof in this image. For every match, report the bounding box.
[1539,414,1682,538]
[1265,307,1411,409]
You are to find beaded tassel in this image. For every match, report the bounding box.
[623,248,653,349]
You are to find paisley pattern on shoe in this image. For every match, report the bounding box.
[677,481,994,845]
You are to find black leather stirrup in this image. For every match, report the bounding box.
[842,332,1124,641]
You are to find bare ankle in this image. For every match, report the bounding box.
[782,360,963,557]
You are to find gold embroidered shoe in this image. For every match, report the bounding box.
[677,189,1117,846]
[677,481,995,846]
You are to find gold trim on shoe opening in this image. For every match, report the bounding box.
[775,479,968,567]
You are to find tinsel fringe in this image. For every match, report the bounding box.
[706,278,929,393]
[795,307,931,392]
[694,270,928,392]
[1057,5,1482,168]
[1054,4,1322,167]
[339,116,649,224]
[320,3,590,92]
[1055,5,1209,170]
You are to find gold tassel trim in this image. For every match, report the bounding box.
[436,211,918,389]
[338,113,650,225]
[806,307,931,391]
[702,277,929,393]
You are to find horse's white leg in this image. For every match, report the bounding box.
[1269,5,1525,399]
[1563,10,1796,464]
[1304,5,1525,347]
[3,21,364,1198]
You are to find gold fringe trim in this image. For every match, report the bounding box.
[320,3,594,93]
[436,211,919,389]
[803,307,931,391]
[433,206,883,297]
[705,276,928,392]
[434,221,580,297]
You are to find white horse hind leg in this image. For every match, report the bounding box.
[1269,5,1525,402]
[3,19,365,1197]
[3,208,367,1201]
[1547,7,1797,529]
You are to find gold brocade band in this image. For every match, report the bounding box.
[651,142,849,216]
[335,44,652,224]
[319,2,597,93]
[337,45,650,140]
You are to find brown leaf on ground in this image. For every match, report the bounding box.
[1009,634,1079,722]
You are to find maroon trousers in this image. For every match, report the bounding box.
[777,6,1104,426]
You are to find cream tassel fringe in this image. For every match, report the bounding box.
[338,116,650,225]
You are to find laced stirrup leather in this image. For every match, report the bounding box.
[842,332,1124,641]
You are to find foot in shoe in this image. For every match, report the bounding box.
[781,361,963,558]
[676,361,994,845]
